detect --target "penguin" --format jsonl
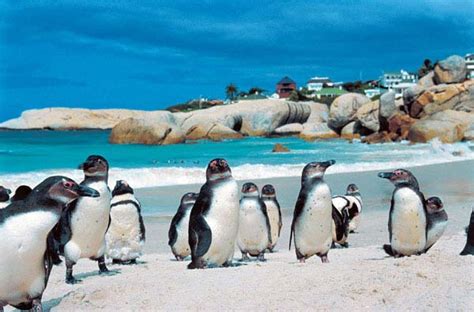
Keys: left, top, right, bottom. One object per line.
{"left": 290, "top": 160, "right": 336, "bottom": 263}
{"left": 332, "top": 184, "right": 363, "bottom": 233}
{"left": 105, "top": 180, "right": 146, "bottom": 265}
{"left": 424, "top": 196, "right": 447, "bottom": 252}
{"left": 0, "top": 176, "right": 99, "bottom": 311}
{"left": 261, "top": 184, "right": 282, "bottom": 252}
{"left": 188, "top": 158, "right": 239, "bottom": 269}
{"left": 237, "top": 183, "right": 272, "bottom": 261}
{"left": 378, "top": 169, "right": 428, "bottom": 257}
{"left": 331, "top": 205, "right": 350, "bottom": 248}
{"left": 0, "top": 185, "right": 11, "bottom": 209}
{"left": 53, "top": 155, "right": 113, "bottom": 284}
{"left": 11, "top": 185, "right": 33, "bottom": 202}
{"left": 168, "top": 192, "right": 199, "bottom": 261}
{"left": 460, "top": 208, "right": 474, "bottom": 255}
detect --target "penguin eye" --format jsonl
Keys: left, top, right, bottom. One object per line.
{"left": 64, "top": 181, "right": 74, "bottom": 189}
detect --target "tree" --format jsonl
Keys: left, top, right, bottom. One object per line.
{"left": 248, "top": 87, "right": 265, "bottom": 95}
{"left": 225, "top": 83, "right": 238, "bottom": 103}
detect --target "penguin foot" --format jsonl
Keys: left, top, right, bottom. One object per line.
{"left": 98, "top": 256, "right": 110, "bottom": 273}
{"left": 129, "top": 259, "right": 137, "bottom": 265}
{"left": 383, "top": 244, "right": 395, "bottom": 257}
{"left": 222, "top": 260, "right": 233, "bottom": 267}
{"left": 240, "top": 253, "right": 250, "bottom": 262}
{"left": 320, "top": 255, "right": 329, "bottom": 263}
{"left": 112, "top": 259, "right": 123, "bottom": 265}
{"left": 174, "top": 255, "right": 184, "bottom": 261}
{"left": 65, "top": 276, "right": 79, "bottom": 285}
{"left": 257, "top": 253, "right": 266, "bottom": 262}
{"left": 298, "top": 258, "right": 306, "bottom": 264}
{"left": 340, "top": 242, "right": 349, "bottom": 248}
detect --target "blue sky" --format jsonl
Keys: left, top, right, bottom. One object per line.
{"left": 1, "top": 0, "right": 473, "bottom": 121}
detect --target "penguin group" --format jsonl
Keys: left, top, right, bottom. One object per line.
{"left": 1, "top": 155, "right": 472, "bottom": 310}
{"left": 0, "top": 155, "right": 146, "bottom": 311}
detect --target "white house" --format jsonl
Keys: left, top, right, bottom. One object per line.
{"left": 380, "top": 69, "right": 418, "bottom": 97}
{"left": 306, "top": 76, "right": 332, "bottom": 91}
{"left": 466, "top": 53, "right": 474, "bottom": 79}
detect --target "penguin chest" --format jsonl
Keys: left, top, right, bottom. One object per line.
{"left": 295, "top": 184, "right": 333, "bottom": 256}
{"left": 264, "top": 200, "right": 281, "bottom": 247}
{"left": 390, "top": 188, "right": 427, "bottom": 255}
{"left": 106, "top": 203, "right": 142, "bottom": 260}
{"left": 69, "top": 183, "right": 112, "bottom": 259}
{"left": 203, "top": 180, "right": 239, "bottom": 265}
{"left": 0, "top": 211, "right": 58, "bottom": 304}
{"left": 173, "top": 210, "right": 192, "bottom": 257}
{"left": 237, "top": 200, "right": 269, "bottom": 255}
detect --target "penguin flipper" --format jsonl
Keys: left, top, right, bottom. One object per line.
{"left": 53, "top": 201, "right": 75, "bottom": 255}
{"left": 189, "top": 215, "right": 212, "bottom": 258}
{"left": 332, "top": 205, "right": 347, "bottom": 242}
{"left": 276, "top": 200, "right": 283, "bottom": 237}
{"left": 383, "top": 244, "right": 395, "bottom": 256}
{"left": 290, "top": 189, "right": 306, "bottom": 250}
{"left": 260, "top": 199, "right": 273, "bottom": 247}
{"left": 168, "top": 211, "right": 184, "bottom": 246}
{"left": 138, "top": 213, "right": 146, "bottom": 242}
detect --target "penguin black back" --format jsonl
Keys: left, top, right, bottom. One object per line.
{"left": 460, "top": 209, "right": 474, "bottom": 256}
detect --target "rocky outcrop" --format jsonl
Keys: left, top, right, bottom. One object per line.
{"left": 417, "top": 71, "right": 435, "bottom": 89}
{"left": 272, "top": 143, "right": 290, "bottom": 153}
{"left": 340, "top": 121, "right": 360, "bottom": 139}
{"left": 433, "top": 55, "right": 467, "bottom": 84}
{"left": 379, "top": 91, "right": 397, "bottom": 118}
{"left": 0, "top": 108, "right": 152, "bottom": 130}
{"left": 328, "top": 93, "right": 370, "bottom": 132}
{"left": 408, "top": 110, "right": 474, "bottom": 143}
{"left": 109, "top": 114, "right": 185, "bottom": 145}
{"left": 409, "top": 80, "right": 474, "bottom": 118}
{"left": 185, "top": 123, "right": 242, "bottom": 141}
{"left": 299, "top": 122, "right": 338, "bottom": 141}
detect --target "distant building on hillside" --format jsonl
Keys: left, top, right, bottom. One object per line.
{"left": 306, "top": 76, "right": 332, "bottom": 91}
{"left": 276, "top": 76, "right": 297, "bottom": 98}
{"left": 314, "top": 87, "right": 347, "bottom": 100}
{"left": 364, "top": 88, "right": 386, "bottom": 99}
{"left": 466, "top": 53, "right": 474, "bottom": 79}
{"left": 380, "top": 70, "right": 418, "bottom": 97}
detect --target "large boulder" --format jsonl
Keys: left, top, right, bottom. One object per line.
{"left": 304, "top": 102, "right": 329, "bottom": 123}
{"left": 299, "top": 122, "right": 338, "bottom": 141}
{"left": 356, "top": 100, "right": 380, "bottom": 132}
{"left": 409, "top": 80, "right": 474, "bottom": 118}
{"left": 408, "top": 110, "right": 474, "bottom": 143}
{"left": 0, "top": 108, "right": 152, "bottom": 130}
{"left": 434, "top": 55, "right": 467, "bottom": 84}
{"left": 379, "top": 91, "right": 397, "bottom": 118}
{"left": 403, "top": 85, "right": 425, "bottom": 111}
{"left": 273, "top": 123, "right": 303, "bottom": 135}
{"left": 185, "top": 123, "right": 242, "bottom": 141}
{"left": 340, "top": 121, "right": 360, "bottom": 139}
{"left": 328, "top": 93, "right": 371, "bottom": 132}
{"left": 109, "top": 114, "right": 185, "bottom": 145}
{"left": 177, "top": 99, "right": 311, "bottom": 137}
{"left": 417, "top": 71, "right": 435, "bottom": 89}
{"left": 388, "top": 113, "right": 416, "bottom": 140}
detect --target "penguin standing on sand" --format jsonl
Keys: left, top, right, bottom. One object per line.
{"left": 188, "top": 158, "right": 239, "bottom": 269}
{"left": 378, "top": 169, "right": 428, "bottom": 257}
{"left": 54, "top": 155, "right": 113, "bottom": 284}
{"left": 424, "top": 196, "right": 447, "bottom": 251}
{"left": 290, "top": 160, "right": 336, "bottom": 263}
{"left": 0, "top": 176, "right": 98, "bottom": 311}
{"left": 332, "top": 184, "right": 363, "bottom": 233}
{"left": 106, "top": 180, "right": 146, "bottom": 264}
{"left": 0, "top": 185, "right": 11, "bottom": 209}
{"left": 169, "top": 192, "right": 199, "bottom": 261}
{"left": 237, "top": 183, "right": 272, "bottom": 261}
{"left": 460, "top": 209, "right": 474, "bottom": 256}
{"left": 261, "top": 184, "right": 282, "bottom": 251}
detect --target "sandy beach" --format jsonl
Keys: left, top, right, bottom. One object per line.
{"left": 5, "top": 160, "right": 472, "bottom": 311}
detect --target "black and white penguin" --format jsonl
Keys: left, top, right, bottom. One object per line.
{"left": 106, "top": 180, "right": 146, "bottom": 265}
{"left": 11, "top": 185, "right": 33, "bottom": 202}
{"left": 237, "top": 183, "right": 272, "bottom": 261}
{"left": 261, "top": 184, "right": 282, "bottom": 252}
{"left": 378, "top": 169, "right": 428, "bottom": 257}
{"left": 0, "top": 176, "right": 98, "bottom": 311}
{"left": 460, "top": 208, "right": 474, "bottom": 255}
{"left": 53, "top": 155, "right": 113, "bottom": 284}
{"left": 188, "top": 158, "right": 239, "bottom": 269}
{"left": 332, "top": 184, "right": 363, "bottom": 233}
{"left": 290, "top": 160, "right": 336, "bottom": 263}
{"left": 168, "top": 192, "right": 199, "bottom": 261}
{"left": 0, "top": 185, "right": 11, "bottom": 209}
{"left": 424, "top": 196, "right": 447, "bottom": 251}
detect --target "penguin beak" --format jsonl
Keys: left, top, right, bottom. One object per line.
{"left": 321, "top": 160, "right": 336, "bottom": 168}
{"left": 76, "top": 185, "right": 100, "bottom": 198}
{"left": 378, "top": 172, "right": 394, "bottom": 179}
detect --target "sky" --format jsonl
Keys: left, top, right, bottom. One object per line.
{"left": 1, "top": 0, "right": 473, "bottom": 121}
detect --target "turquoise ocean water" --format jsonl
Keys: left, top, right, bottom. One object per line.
{"left": 1, "top": 130, "right": 473, "bottom": 190}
